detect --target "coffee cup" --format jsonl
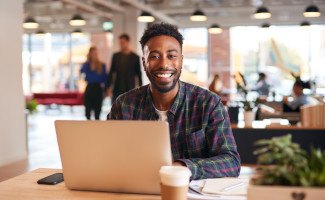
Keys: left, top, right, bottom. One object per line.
{"left": 159, "top": 166, "right": 192, "bottom": 200}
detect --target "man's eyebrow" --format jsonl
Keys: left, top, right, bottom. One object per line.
{"left": 149, "top": 50, "right": 160, "bottom": 54}
{"left": 167, "top": 49, "right": 179, "bottom": 53}
{"left": 149, "top": 49, "right": 179, "bottom": 54}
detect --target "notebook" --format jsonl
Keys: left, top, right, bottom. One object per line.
{"left": 189, "top": 177, "right": 249, "bottom": 197}
{"left": 202, "top": 178, "right": 249, "bottom": 195}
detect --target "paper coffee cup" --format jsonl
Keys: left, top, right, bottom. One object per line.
{"left": 159, "top": 166, "right": 191, "bottom": 200}
{"left": 160, "top": 166, "right": 191, "bottom": 187}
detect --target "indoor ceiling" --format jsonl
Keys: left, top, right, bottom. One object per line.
{"left": 23, "top": 0, "right": 325, "bottom": 33}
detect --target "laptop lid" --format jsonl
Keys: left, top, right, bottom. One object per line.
{"left": 55, "top": 120, "right": 172, "bottom": 194}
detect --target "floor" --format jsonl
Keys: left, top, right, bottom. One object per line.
{"left": 0, "top": 100, "right": 111, "bottom": 182}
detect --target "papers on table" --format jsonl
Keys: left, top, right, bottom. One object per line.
{"left": 188, "top": 177, "right": 249, "bottom": 200}
{"left": 202, "top": 178, "right": 248, "bottom": 195}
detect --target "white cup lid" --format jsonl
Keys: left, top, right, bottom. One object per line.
{"left": 159, "top": 166, "right": 192, "bottom": 187}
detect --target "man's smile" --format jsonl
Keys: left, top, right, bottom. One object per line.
{"left": 153, "top": 70, "right": 176, "bottom": 83}
{"left": 155, "top": 73, "right": 173, "bottom": 78}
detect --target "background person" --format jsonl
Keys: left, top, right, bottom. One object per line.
{"left": 208, "top": 74, "right": 223, "bottom": 95}
{"left": 253, "top": 72, "right": 270, "bottom": 97}
{"left": 107, "top": 34, "right": 143, "bottom": 102}
{"left": 80, "top": 47, "right": 108, "bottom": 120}
{"left": 283, "top": 80, "right": 318, "bottom": 112}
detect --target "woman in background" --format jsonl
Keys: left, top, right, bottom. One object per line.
{"left": 80, "top": 47, "right": 108, "bottom": 120}
{"left": 209, "top": 74, "right": 223, "bottom": 95}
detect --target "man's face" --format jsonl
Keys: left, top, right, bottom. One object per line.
{"left": 119, "top": 38, "right": 129, "bottom": 51}
{"left": 142, "top": 35, "right": 183, "bottom": 93}
{"left": 293, "top": 84, "right": 303, "bottom": 96}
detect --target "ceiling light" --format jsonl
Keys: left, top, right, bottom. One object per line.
{"left": 254, "top": 6, "right": 271, "bottom": 19}
{"left": 137, "top": 11, "right": 155, "bottom": 22}
{"left": 36, "top": 29, "right": 46, "bottom": 35}
{"left": 300, "top": 21, "right": 311, "bottom": 27}
{"left": 261, "top": 23, "right": 270, "bottom": 28}
{"left": 69, "top": 14, "right": 86, "bottom": 26}
{"left": 190, "top": 9, "right": 207, "bottom": 21}
{"left": 23, "top": 16, "right": 39, "bottom": 29}
{"left": 303, "top": 5, "right": 321, "bottom": 18}
{"left": 72, "top": 29, "right": 84, "bottom": 37}
{"left": 208, "top": 24, "right": 223, "bottom": 34}
{"left": 35, "top": 30, "right": 46, "bottom": 38}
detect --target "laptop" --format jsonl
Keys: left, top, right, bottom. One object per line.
{"left": 54, "top": 120, "right": 172, "bottom": 194}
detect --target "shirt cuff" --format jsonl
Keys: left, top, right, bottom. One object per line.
{"left": 175, "top": 159, "right": 201, "bottom": 180}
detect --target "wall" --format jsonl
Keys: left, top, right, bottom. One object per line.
{"left": 91, "top": 32, "right": 112, "bottom": 69}
{"left": 0, "top": 0, "right": 27, "bottom": 166}
{"left": 209, "top": 30, "right": 232, "bottom": 90}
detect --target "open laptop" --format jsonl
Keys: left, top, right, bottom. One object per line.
{"left": 54, "top": 120, "right": 172, "bottom": 194}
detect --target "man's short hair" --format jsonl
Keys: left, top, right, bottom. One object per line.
{"left": 139, "top": 23, "right": 184, "bottom": 51}
{"left": 259, "top": 72, "right": 266, "bottom": 79}
{"left": 294, "top": 80, "right": 304, "bottom": 88}
{"left": 119, "top": 33, "right": 130, "bottom": 41}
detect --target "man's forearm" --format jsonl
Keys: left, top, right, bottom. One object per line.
{"left": 176, "top": 152, "right": 240, "bottom": 180}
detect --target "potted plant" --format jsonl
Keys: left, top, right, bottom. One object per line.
{"left": 26, "top": 97, "right": 38, "bottom": 114}
{"left": 234, "top": 72, "right": 257, "bottom": 126}
{"left": 248, "top": 134, "right": 325, "bottom": 200}
{"left": 241, "top": 100, "right": 257, "bottom": 126}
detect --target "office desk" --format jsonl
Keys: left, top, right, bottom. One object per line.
{"left": 0, "top": 168, "right": 160, "bottom": 200}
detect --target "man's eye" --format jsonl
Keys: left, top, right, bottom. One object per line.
{"left": 150, "top": 55, "right": 160, "bottom": 59}
{"left": 168, "top": 55, "right": 177, "bottom": 59}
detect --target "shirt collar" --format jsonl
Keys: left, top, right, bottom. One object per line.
{"left": 169, "top": 81, "right": 185, "bottom": 115}
{"left": 145, "top": 81, "right": 185, "bottom": 116}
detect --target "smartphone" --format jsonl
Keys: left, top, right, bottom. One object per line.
{"left": 37, "top": 173, "right": 64, "bottom": 185}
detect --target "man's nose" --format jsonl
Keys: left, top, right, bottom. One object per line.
{"left": 159, "top": 56, "right": 171, "bottom": 68}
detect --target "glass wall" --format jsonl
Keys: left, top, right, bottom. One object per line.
{"left": 230, "top": 25, "right": 325, "bottom": 96}
{"left": 180, "top": 28, "right": 208, "bottom": 87}
{"left": 22, "top": 33, "right": 90, "bottom": 94}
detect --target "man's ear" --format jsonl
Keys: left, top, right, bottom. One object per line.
{"left": 142, "top": 56, "right": 146, "bottom": 71}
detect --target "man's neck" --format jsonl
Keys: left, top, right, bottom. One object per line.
{"left": 121, "top": 48, "right": 131, "bottom": 54}
{"left": 150, "top": 83, "right": 179, "bottom": 111}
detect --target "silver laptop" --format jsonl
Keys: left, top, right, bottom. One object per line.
{"left": 55, "top": 120, "right": 172, "bottom": 194}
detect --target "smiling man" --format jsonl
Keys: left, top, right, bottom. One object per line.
{"left": 107, "top": 23, "right": 240, "bottom": 180}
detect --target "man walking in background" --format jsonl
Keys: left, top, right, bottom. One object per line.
{"left": 107, "top": 34, "right": 143, "bottom": 102}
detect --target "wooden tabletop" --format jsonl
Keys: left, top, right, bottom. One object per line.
{"left": 0, "top": 168, "right": 160, "bottom": 200}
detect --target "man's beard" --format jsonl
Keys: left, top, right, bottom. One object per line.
{"left": 145, "top": 68, "right": 181, "bottom": 93}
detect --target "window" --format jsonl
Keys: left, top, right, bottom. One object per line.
{"left": 180, "top": 28, "right": 208, "bottom": 87}
{"left": 22, "top": 33, "right": 90, "bottom": 94}
{"left": 230, "top": 25, "right": 325, "bottom": 96}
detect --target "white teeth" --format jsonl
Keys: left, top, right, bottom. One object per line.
{"left": 156, "top": 73, "right": 172, "bottom": 78}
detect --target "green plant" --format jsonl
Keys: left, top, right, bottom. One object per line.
{"left": 26, "top": 98, "right": 38, "bottom": 114}
{"left": 234, "top": 72, "right": 257, "bottom": 111}
{"left": 241, "top": 100, "right": 256, "bottom": 111}
{"left": 253, "top": 134, "right": 325, "bottom": 187}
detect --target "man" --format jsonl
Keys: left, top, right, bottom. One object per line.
{"left": 107, "top": 34, "right": 143, "bottom": 102}
{"left": 254, "top": 72, "right": 270, "bottom": 97}
{"left": 107, "top": 23, "right": 240, "bottom": 180}
{"left": 283, "top": 80, "right": 317, "bottom": 112}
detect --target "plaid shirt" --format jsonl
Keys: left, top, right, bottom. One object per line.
{"left": 107, "top": 81, "right": 240, "bottom": 180}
